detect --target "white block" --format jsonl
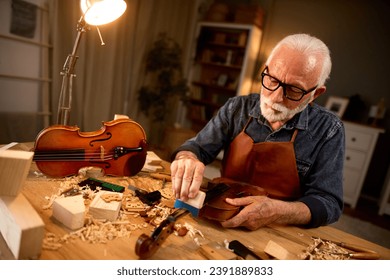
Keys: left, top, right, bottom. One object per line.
{"left": 89, "top": 191, "right": 122, "bottom": 221}
{"left": 0, "top": 193, "right": 45, "bottom": 259}
{"left": 52, "top": 195, "right": 85, "bottom": 230}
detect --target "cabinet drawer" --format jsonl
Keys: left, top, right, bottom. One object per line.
{"left": 344, "top": 149, "right": 366, "bottom": 170}
{"left": 345, "top": 129, "right": 373, "bottom": 151}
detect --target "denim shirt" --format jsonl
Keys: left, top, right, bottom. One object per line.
{"left": 173, "top": 93, "right": 345, "bottom": 228}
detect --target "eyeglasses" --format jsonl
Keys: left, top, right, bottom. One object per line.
{"left": 260, "top": 67, "right": 317, "bottom": 101}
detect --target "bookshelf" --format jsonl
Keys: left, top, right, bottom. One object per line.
{"left": 186, "top": 21, "right": 262, "bottom": 131}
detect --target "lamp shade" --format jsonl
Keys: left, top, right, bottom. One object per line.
{"left": 80, "top": 0, "right": 127, "bottom": 26}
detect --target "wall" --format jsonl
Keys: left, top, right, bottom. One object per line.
{"left": 0, "top": 0, "right": 50, "bottom": 143}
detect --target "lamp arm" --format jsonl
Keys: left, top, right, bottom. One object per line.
{"left": 56, "top": 17, "right": 89, "bottom": 125}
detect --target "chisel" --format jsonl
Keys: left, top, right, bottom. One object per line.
{"left": 228, "top": 240, "right": 263, "bottom": 260}
{"left": 128, "top": 185, "right": 161, "bottom": 205}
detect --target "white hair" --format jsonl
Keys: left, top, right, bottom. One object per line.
{"left": 266, "top": 34, "right": 332, "bottom": 86}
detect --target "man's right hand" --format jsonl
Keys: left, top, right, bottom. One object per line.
{"left": 170, "top": 151, "right": 205, "bottom": 201}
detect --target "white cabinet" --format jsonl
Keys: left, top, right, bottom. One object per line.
{"left": 379, "top": 166, "right": 390, "bottom": 215}
{"left": 343, "top": 121, "right": 384, "bottom": 208}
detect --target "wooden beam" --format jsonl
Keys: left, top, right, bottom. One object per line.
{"left": 0, "top": 150, "right": 34, "bottom": 196}
{"left": 0, "top": 193, "right": 45, "bottom": 259}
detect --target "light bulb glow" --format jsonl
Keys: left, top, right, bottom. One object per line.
{"left": 80, "top": 0, "right": 126, "bottom": 26}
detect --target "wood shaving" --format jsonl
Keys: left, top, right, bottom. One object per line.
{"left": 42, "top": 232, "right": 63, "bottom": 250}
{"left": 160, "top": 187, "right": 174, "bottom": 199}
{"left": 223, "top": 239, "right": 233, "bottom": 251}
{"left": 174, "top": 222, "right": 204, "bottom": 246}
{"left": 122, "top": 192, "right": 146, "bottom": 212}
{"left": 40, "top": 175, "right": 198, "bottom": 253}
{"left": 42, "top": 214, "right": 149, "bottom": 250}
{"left": 100, "top": 193, "right": 122, "bottom": 203}
{"left": 146, "top": 204, "right": 171, "bottom": 225}
{"left": 43, "top": 194, "right": 59, "bottom": 210}
{"left": 42, "top": 176, "right": 97, "bottom": 209}
{"left": 300, "top": 237, "right": 351, "bottom": 260}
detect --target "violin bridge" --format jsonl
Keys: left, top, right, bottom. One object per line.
{"left": 100, "top": 145, "right": 105, "bottom": 160}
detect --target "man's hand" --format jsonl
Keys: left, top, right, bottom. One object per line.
{"left": 221, "top": 196, "right": 311, "bottom": 230}
{"left": 170, "top": 151, "right": 205, "bottom": 201}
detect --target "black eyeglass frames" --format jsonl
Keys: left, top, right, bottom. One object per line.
{"left": 260, "top": 67, "right": 317, "bottom": 101}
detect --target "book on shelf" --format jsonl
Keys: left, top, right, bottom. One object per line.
{"left": 190, "top": 85, "right": 203, "bottom": 100}
{"left": 189, "top": 104, "right": 207, "bottom": 121}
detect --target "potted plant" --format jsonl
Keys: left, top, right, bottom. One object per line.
{"left": 138, "top": 33, "right": 188, "bottom": 146}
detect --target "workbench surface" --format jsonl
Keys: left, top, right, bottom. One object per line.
{"left": 1, "top": 143, "right": 389, "bottom": 260}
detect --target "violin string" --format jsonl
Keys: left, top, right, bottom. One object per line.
{"left": 33, "top": 150, "right": 115, "bottom": 161}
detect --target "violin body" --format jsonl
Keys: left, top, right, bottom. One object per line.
{"left": 200, "top": 177, "right": 268, "bottom": 222}
{"left": 33, "top": 118, "right": 147, "bottom": 177}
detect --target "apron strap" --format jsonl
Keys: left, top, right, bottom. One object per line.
{"left": 290, "top": 129, "right": 298, "bottom": 142}
{"left": 241, "top": 116, "right": 253, "bottom": 132}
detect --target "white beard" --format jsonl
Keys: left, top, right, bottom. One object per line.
{"left": 260, "top": 92, "right": 314, "bottom": 123}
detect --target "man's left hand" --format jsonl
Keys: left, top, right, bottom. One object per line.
{"left": 220, "top": 196, "right": 280, "bottom": 230}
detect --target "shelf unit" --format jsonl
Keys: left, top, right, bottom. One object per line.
{"left": 186, "top": 21, "right": 262, "bottom": 131}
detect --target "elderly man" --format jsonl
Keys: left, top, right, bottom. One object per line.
{"left": 170, "top": 34, "right": 344, "bottom": 230}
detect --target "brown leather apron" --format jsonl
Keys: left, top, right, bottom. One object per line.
{"left": 221, "top": 117, "right": 301, "bottom": 200}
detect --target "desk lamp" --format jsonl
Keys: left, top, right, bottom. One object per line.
{"left": 56, "top": 0, "right": 127, "bottom": 125}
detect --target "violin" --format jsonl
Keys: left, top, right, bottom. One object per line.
{"left": 199, "top": 177, "right": 268, "bottom": 222}
{"left": 33, "top": 118, "right": 147, "bottom": 177}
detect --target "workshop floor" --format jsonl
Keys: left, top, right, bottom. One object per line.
{"left": 333, "top": 197, "right": 390, "bottom": 248}
{"left": 343, "top": 197, "right": 390, "bottom": 231}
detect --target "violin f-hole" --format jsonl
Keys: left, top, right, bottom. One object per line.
{"left": 89, "top": 132, "right": 112, "bottom": 147}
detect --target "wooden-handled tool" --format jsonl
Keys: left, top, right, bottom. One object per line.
{"left": 228, "top": 240, "right": 263, "bottom": 260}
{"left": 312, "top": 237, "right": 380, "bottom": 260}
{"left": 150, "top": 172, "right": 171, "bottom": 181}
{"left": 128, "top": 185, "right": 161, "bottom": 206}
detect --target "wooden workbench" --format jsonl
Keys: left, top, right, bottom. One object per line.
{"left": 1, "top": 143, "right": 389, "bottom": 260}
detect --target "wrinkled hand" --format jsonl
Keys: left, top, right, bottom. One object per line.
{"left": 220, "top": 196, "right": 281, "bottom": 230}
{"left": 170, "top": 151, "right": 205, "bottom": 200}
{"left": 221, "top": 196, "right": 311, "bottom": 230}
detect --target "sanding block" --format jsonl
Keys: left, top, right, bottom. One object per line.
{"left": 173, "top": 191, "right": 206, "bottom": 217}
{"left": 174, "top": 183, "right": 230, "bottom": 217}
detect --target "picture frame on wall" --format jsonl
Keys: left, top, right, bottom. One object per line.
{"left": 325, "top": 96, "right": 349, "bottom": 118}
